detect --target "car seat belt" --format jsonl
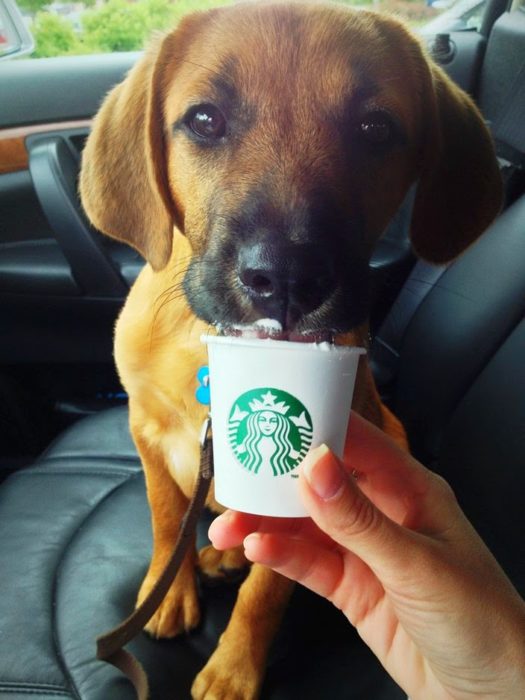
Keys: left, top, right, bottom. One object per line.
{"left": 96, "top": 417, "right": 214, "bottom": 700}
{"left": 490, "top": 55, "right": 525, "bottom": 206}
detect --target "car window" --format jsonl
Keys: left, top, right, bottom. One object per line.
{"left": 11, "top": 0, "right": 488, "bottom": 59}
{"left": 420, "top": 0, "right": 487, "bottom": 35}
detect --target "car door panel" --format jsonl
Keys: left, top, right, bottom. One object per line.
{"left": 0, "top": 53, "right": 139, "bottom": 129}
{"left": 1, "top": 56, "right": 142, "bottom": 370}
{"left": 428, "top": 30, "right": 487, "bottom": 94}
{"left": 0, "top": 55, "right": 140, "bottom": 451}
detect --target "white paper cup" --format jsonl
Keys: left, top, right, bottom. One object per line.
{"left": 202, "top": 335, "right": 365, "bottom": 517}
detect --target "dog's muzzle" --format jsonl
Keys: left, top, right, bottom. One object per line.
{"left": 237, "top": 241, "right": 335, "bottom": 330}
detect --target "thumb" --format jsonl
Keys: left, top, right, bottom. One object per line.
{"left": 300, "top": 444, "right": 418, "bottom": 578}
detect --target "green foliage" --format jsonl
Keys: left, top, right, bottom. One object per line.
{"left": 26, "top": 0, "right": 428, "bottom": 59}
{"left": 27, "top": 0, "right": 236, "bottom": 58}
{"left": 32, "top": 11, "right": 79, "bottom": 57}
{"left": 81, "top": 0, "right": 226, "bottom": 53}
{"left": 16, "top": 0, "right": 50, "bottom": 14}
{"left": 81, "top": 0, "right": 151, "bottom": 52}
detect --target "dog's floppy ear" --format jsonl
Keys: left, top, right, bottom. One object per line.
{"left": 411, "top": 63, "right": 503, "bottom": 263}
{"left": 79, "top": 15, "right": 207, "bottom": 270}
{"left": 79, "top": 39, "right": 173, "bottom": 270}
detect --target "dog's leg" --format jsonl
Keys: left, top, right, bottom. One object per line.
{"left": 132, "top": 423, "right": 201, "bottom": 638}
{"left": 198, "top": 544, "right": 249, "bottom": 584}
{"left": 337, "top": 330, "right": 409, "bottom": 452}
{"left": 192, "top": 564, "right": 294, "bottom": 700}
{"left": 379, "top": 402, "right": 409, "bottom": 451}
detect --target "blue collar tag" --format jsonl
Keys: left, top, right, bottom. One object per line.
{"left": 196, "top": 366, "right": 210, "bottom": 405}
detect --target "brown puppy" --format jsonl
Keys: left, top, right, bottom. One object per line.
{"left": 80, "top": 2, "right": 501, "bottom": 698}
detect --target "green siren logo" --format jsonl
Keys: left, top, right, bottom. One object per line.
{"left": 228, "top": 388, "right": 313, "bottom": 476}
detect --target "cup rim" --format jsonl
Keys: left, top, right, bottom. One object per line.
{"left": 201, "top": 333, "right": 367, "bottom": 355}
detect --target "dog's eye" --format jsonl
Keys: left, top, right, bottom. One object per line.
{"left": 187, "top": 105, "right": 226, "bottom": 140}
{"left": 359, "top": 112, "right": 394, "bottom": 146}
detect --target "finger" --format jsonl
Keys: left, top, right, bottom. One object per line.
{"left": 208, "top": 509, "right": 328, "bottom": 550}
{"left": 344, "top": 412, "right": 431, "bottom": 486}
{"left": 208, "top": 511, "right": 263, "bottom": 549}
{"left": 243, "top": 532, "right": 344, "bottom": 599}
{"left": 299, "top": 444, "right": 422, "bottom": 579}
{"left": 343, "top": 412, "right": 450, "bottom": 529}
{"left": 243, "top": 532, "right": 385, "bottom": 625}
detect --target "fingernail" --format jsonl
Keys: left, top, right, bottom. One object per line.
{"left": 207, "top": 510, "right": 233, "bottom": 542}
{"left": 243, "top": 533, "right": 262, "bottom": 560}
{"left": 302, "top": 444, "right": 345, "bottom": 501}
{"left": 209, "top": 511, "right": 230, "bottom": 532}
{"left": 216, "top": 510, "right": 234, "bottom": 523}
{"left": 243, "top": 533, "right": 261, "bottom": 547}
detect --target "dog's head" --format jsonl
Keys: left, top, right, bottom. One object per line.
{"left": 80, "top": 2, "right": 502, "bottom": 338}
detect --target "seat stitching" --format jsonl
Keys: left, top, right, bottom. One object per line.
{"left": 37, "top": 454, "right": 139, "bottom": 466}
{"left": 0, "top": 682, "right": 69, "bottom": 691}
{"left": 8, "top": 466, "right": 141, "bottom": 479}
{"left": 0, "top": 692, "right": 70, "bottom": 697}
{"left": 372, "top": 335, "right": 400, "bottom": 359}
{"left": 50, "top": 470, "right": 144, "bottom": 700}
{"left": 0, "top": 681, "right": 70, "bottom": 696}
{"left": 40, "top": 455, "right": 139, "bottom": 465}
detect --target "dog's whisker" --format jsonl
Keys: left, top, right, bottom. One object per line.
{"left": 149, "top": 282, "right": 189, "bottom": 347}
{"left": 152, "top": 257, "right": 192, "bottom": 308}
{"left": 154, "top": 282, "right": 185, "bottom": 308}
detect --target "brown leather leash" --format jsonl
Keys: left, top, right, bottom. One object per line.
{"left": 96, "top": 417, "right": 214, "bottom": 699}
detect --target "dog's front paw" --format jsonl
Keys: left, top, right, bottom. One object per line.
{"left": 191, "top": 646, "right": 262, "bottom": 700}
{"left": 197, "top": 544, "right": 249, "bottom": 584}
{"left": 136, "top": 569, "right": 200, "bottom": 639}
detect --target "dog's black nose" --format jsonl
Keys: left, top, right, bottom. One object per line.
{"left": 238, "top": 242, "right": 334, "bottom": 326}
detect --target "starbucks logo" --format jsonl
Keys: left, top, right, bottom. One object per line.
{"left": 228, "top": 388, "right": 313, "bottom": 476}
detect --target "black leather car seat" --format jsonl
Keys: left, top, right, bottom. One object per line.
{"left": 0, "top": 401, "right": 407, "bottom": 699}
{"left": 371, "top": 193, "right": 525, "bottom": 594}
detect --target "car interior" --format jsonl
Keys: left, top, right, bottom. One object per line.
{"left": 0, "top": 0, "right": 524, "bottom": 698}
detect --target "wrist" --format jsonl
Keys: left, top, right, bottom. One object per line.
{"left": 505, "top": 606, "right": 525, "bottom": 695}
{"left": 490, "top": 600, "right": 525, "bottom": 699}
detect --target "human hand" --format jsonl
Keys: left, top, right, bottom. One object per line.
{"left": 209, "top": 412, "right": 525, "bottom": 700}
